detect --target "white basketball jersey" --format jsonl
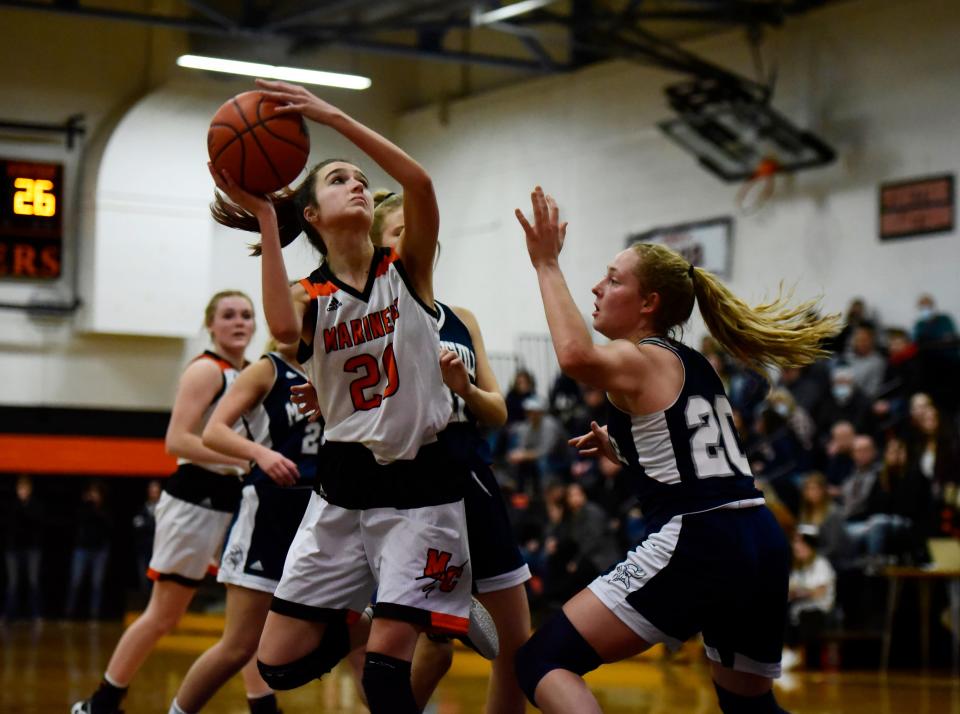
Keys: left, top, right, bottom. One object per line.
{"left": 177, "top": 351, "right": 248, "bottom": 477}
{"left": 299, "top": 247, "right": 451, "bottom": 464}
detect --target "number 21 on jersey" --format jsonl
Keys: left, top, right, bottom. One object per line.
{"left": 685, "top": 395, "right": 751, "bottom": 478}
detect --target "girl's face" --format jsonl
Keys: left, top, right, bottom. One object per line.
{"left": 590, "top": 249, "right": 648, "bottom": 339}
{"left": 208, "top": 296, "right": 255, "bottom": 353}
{"left": 802, "top": 479, "right": 826, "bottom": 506}
{"left": 378, "top": 207, "right": 405, "bottom": 248}
{"left": 793, "top": 536, "right": 813, "bottom": 563}
{"left": 885, "top": 439, "right": 907, "bottom": 467}
{"left": 309, "top": 162, "right": 372, "bottom": 234}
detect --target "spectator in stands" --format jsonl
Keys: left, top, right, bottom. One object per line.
{"left": 814, "top": 366, "right": 876, "bottom": 438}
{"left": 779, "top": 362, "right": 831, "bottom": 423}
{"left": 131, "top": 479, "right": 162, "bottom": 596}
{"left": 841, "top": 436, "right": 910, "bottom": 568}
{"left": 910, "top": 402, "right": 960, "bottom": 536}
{"left": 783, "top": 526, "right": 836, "bottom": 670}
{"left": 913, "top": 294, "right": 959, "bottom": 359}
{"left": 845, "top": 325, "right": 886, "bottom": 400}
{"left": 825, "top": 297, "right": 877, "bottom": 356}
{"left": 873, "top": 328, "right": 922, "bottom": 428}
{"left": 65, "top": 480, "right": 112, "bottom": 620}
{"left": 3, "top": 475, "right": 44, "bottom": 621}
{"left": 913, "top": 294, "right": 960, "bottom": 410}
{"left": 746, "top": 391, "right": 813, "bottom": 511}
{"left": 507, "top": 395, "right": 570, "bottom": 495}
{"left": 549, "top": 372, "right": 583, "bottom": 432}
{"left": 873, "top": 436, "right": 932, "bottom": 564}
{"left": 505, "top": 369, "right": 537, "bottom": 426}
{"left": 823, "top": 421, "right": 856, "bottom": 493}
{"left": 796, "top": 472, "right": 852, "bottom": 567}
{"left": 561, "top": 483, "right": 620, "bottom": 580}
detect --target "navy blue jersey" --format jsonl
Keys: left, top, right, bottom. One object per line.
{"left": 606, "top": 337, "right": 764, "bottom": 529}
{"left": 244, "top": 353, "right": 320, "bottom": 486}
{"left": 437, "top": 302, "right": 492, "bottom": 465}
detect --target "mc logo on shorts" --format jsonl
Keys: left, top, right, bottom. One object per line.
{"left": 416, "top": 548, "right": 466, "bottom": 597}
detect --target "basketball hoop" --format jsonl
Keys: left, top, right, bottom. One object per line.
{"left": 735, "top": 156, "right": 781, "bottom": 215}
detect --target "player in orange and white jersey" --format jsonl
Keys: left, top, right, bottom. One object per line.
{"left": 209, "top": 80, "right": 470, "bottom": 714}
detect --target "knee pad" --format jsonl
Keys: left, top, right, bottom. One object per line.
{"left": 714, "top": 684, "right": 790, "bottom": 714}
{"left": 514, "top": 611, "right": 602, "bottom": 706}
{"left": 257, "top": 619, "right": 351, "bottom": 691}
{"left": 362, "top": 652, "right": 418, "bottom": 714}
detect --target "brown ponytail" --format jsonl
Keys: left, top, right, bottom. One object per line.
{"left": 210, "top": 158, "right": 352, "bottom": 256}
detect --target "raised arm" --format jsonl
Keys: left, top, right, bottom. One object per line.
{"left": 515, "top": 187, "right": 657, "bottom": 396}
{"left": 202, "top": 358, "right": 299, "bottom": 486}
{"left": 256, "top": 79, "right": 438, "bottom": 303}
{"left": 208, "top": 164, "right": 308, "bottom": 344}
{"left": 441, "top": 306, "right": 508, "bottom": 428}
{"left": 165, "top": 360, "right": 248, "bottom": 469}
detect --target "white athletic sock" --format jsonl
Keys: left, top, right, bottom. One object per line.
{"left": 102, "top": 672, "right": 128, "bottom": 689}
{"left": 168, "top": 699, "right": 189, "bottom": 714}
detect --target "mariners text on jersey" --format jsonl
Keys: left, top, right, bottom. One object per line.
{"left": 322, "top": 298, "right": 400, "bottom": 354}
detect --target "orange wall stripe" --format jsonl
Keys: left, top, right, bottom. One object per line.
{"left": 0, "top": 434, "right": 175, "bottom": 476}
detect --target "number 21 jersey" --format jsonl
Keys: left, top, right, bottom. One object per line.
{"left": 298, "top": 247, "right": 451, "bottom": 464}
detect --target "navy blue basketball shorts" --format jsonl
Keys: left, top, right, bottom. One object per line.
{"left": 588, "top": 504, "right": 790, "bottom": 678}
{"left": 218, "top": 483, "right": 313, "bottom": 593}
{"left": 463, "top": 463, "right": 530, "bottom": 593}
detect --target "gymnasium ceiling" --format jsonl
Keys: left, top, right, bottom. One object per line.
{"left": 4, "top": 0, "right": 845, "bottom": 95}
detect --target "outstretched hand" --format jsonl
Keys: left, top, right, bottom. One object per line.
{"left": 290, "top": 382, "right": 322, "bottom": 423}
{"left": 256, "top": 79, "right": 341, "bottom": 125}
{"left": 207, "top": 162, "right": 273, "bottom": 218}
{"left": 568, "top": 421, "right": 620, "bottom": 465}
{"left": 515, "top": 186, "right": 568, "bottom": 269}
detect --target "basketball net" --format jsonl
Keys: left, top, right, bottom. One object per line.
{"left": 735, "top": 156, "right": 781, "bottom": 215}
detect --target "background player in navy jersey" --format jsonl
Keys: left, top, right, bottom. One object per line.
{"left": 209, "top": 80, "right": 474, "bottom": 714}
{"left": 512, "top": 188, "right": 840, "bottom": 714}
{"left": 166, "top": 338, "right": 329, "bottom": 714}
{"left": 73, "top": 291, "right": 255, "bottom": 714}
{"left": 361, "top": 190, "right": 531, "bottom": 713}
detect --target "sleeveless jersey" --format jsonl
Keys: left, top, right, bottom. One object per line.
{"left": 243, "top": 352, "right": 320, "bottom": 486}
{"left": 437, "top": 302, "right": 494, "bottom": 465}
{"left": 298, "top": 247, "right": 452, "bottom": 464}
{"left": 176, "top": 350, "right": 247, "bottom": 477}
{"left": 605, "top": 337, "right": 764, "bottom": 529}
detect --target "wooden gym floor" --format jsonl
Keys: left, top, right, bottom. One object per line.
{"left": 1, "top": 618, "right": 958, "bottom": 713}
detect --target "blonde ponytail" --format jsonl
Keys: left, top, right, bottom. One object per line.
{"left": 630, "top": 243, "right": 840, "bottom": 370}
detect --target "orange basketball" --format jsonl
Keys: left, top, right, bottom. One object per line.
{"left": 207, "top": 90, "right": 309, "bottom": 194}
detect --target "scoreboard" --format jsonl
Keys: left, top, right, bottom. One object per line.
{"left": 0, "top": 158, "right": 63, "bottom": 279}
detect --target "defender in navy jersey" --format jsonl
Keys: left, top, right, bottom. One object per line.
{"left": 367, "top": 189, "right": 530, "bottom": 713}
{"left": 168, "top": 343, "right": 324, "bottom": 714}
{"left": 513, "top": 188, "right": 840, "bottom": 714}
{"left": 73, "top": 291, "right": 255, "bottom": 714}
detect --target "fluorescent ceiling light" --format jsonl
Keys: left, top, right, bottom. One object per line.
{"left": 472, "top": 0, "right": 556, "bottom": 26}
{"left": 176, "top": 54, "right": 371, "bottom": 90}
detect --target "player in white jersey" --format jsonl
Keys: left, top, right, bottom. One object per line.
{"left": 209, "top": 80, "right": 471, "bottom": 714}
{"left": 72, "top": 291, "right": 255, "bottom": 714}
{"left": 167, "top": 339, "right": 323, "bottom": 714}
{"left": 512, "top": 188, "right": 840, "bottom": 714}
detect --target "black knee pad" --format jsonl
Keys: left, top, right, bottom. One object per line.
{"left": 257, "top": 619, "right": 351, "bottom": 691}
{"left": 714, "top": 684, "right": 790, "bottom": 714}
{"left": 361, "top": 652, "right": 418, "bottom": 714}
{"left": 514, "top": 610, "right": 602, "bottom": 706}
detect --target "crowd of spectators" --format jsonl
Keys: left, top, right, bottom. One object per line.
{"left": 488, "top": 293, "right": 960, "bottom": 643}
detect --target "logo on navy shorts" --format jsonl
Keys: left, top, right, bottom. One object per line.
{"left": 415, "top": 548, "right": 466, "bottom": 597}
{"left": 609, "top": 563, "right": 646, "bottom": 589}
{"left": 224, "top": 544, "right": 244, "bottom": 571}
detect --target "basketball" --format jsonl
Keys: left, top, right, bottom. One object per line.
{"left": 207, "top": 90, "right": 309, "bottom": 194}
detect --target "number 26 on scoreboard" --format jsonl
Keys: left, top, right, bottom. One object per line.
{"left": 13, "top": 178, "right": 56, "bottom": 217}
